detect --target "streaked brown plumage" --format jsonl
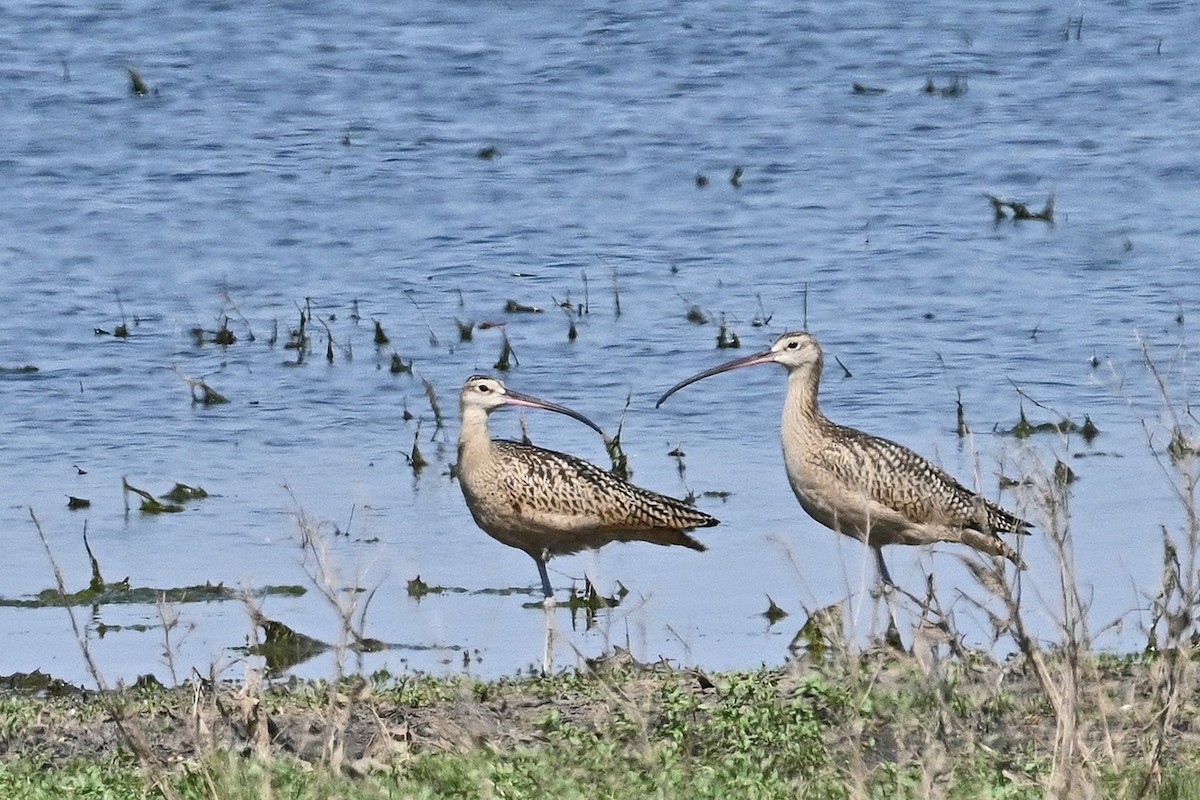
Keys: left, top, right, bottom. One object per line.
{"left": 656, "top": 331, "right": 1029, "bottom": 584}
{"left": 458, "top": 375, "right": 719, "bottom": 599}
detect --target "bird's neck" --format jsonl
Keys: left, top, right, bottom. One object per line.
{"left": 458, "top": 405, "right": 494, "bottom": 462}
{"left": 782, "top": 363, "right": 825, "bottom": 435}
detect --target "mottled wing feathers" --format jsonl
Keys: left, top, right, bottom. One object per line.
{"left": 492, "top": 440, "right": 718, "bottom": 539}
{"left": 817, "top": 425, "right": 1029, "bottom": 535}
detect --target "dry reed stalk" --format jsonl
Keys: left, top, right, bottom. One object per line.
{"left": 31, "top": 511, "right": 184, "bottom": 800}
{"left": 1132, "top": 336, "right": 1200, "bottom": 797}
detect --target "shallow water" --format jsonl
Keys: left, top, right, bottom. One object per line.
{"left": 0, "top": 0, "right": 1197, "bottom": 685}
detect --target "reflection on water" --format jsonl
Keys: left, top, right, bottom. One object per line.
{"left": 0, "top": 0, "right": 1197, "bottom": 685}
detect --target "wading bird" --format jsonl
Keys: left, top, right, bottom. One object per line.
{"left": 656, "top": 332, "right": 1029, "bottom": 584}
{"left": 457, "top": 375, "right": 719, "bottom": 601}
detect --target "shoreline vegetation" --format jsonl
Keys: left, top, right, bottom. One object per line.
{"left": 1, "top": 643, "right": 1199, "bottom": 798}
{"left": 5, "top": 342, "right": 1197, "bottom": 798}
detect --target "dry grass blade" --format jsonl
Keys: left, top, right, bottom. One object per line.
{"left": 422, "top": 377, "right": 445, "bottom": 434}
{"left": 603, "top": 393, "right": 632, "bottom": 480}
{"left": 285, "top": 490, "right": 386, "bottom": 773}
{"left": 404, "top": 289, "right": 440, "bottom": 346}
{"left": 30, "top": 510, "right": 183, "bottom": 800}
{"left": 1130, "top": 335, "right": 1200, "bottom": 797}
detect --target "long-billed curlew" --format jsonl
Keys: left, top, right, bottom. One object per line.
{"left": 656, "top": 331, "right": 1029, "bottom": 584}
{"left": 457, "top": 375, "right": 719, "bottom": 600}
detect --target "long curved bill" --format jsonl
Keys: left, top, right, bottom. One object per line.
{"left": 656, "top": 347, "right": 778, "bottom": 408}
{"left": 502, "top": 388, "right": 606, "bottom": 437}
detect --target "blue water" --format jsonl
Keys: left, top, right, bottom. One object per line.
{"left": 0, "top": 0, "right": 1197, "bottom": 685}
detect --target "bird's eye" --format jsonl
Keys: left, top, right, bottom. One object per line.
{"left": 478, "top": 384, "right": 491, "bottom": 393}
{"left": 787, "top": 340, "right": 799, "bottom": 349}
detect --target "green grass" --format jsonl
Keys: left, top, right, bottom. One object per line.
{"left": 2, "top": 654, "right": 1200, "bottom": 799}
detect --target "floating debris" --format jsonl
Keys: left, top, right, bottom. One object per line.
{"left": 219, "top": 288, "right": 257, "bottom": 341}
{"left": 1168, "top": 426, "right": 1195, "bottom": 465}
{"left": 390, "top": 353, "right": 413, "bottom": 374}
{"left": 250, "top": 618, "right": 329, "bottom": 674}
{"left": 312, "top": 315, "right": 335, "bottom": 363}
{"left": 567, "top": 579, "right": 625, "bottom": 614}
{"left": 0, "top": 365, "right": 38, "bottom": 373}
{"left": 1063, "top": 15, "right": 1083, "bottom": 41}
{"left": 127, "top": 66, "right": 149, "bottom": 96}
{"left": 685, "top": 305, "right": 708, "bottom": 325}
{"left": 669, "top": 445, "right": 687, "bottom": 479}
{"left": 956, "top": 391, "right": 970, "bottom": 437}
{"left": 66, "top": 496, "right": 90, "bottom": 510}
{"left": 604, "top": 430, "right": 629, "bottom": 481}
{"left": 984, "top": 193, "right": 1054, "bottom": 223}
{"left": 122, "top": 478, "right": 185, "bottom": 514}
{"left": 751, "top": 294, "right": 773, "bottom": 327}
{"left": 161, "top": 482, "right": 208, "bottom": 503}
{"left": 1054, "top": 459, "right": 1077, "bottom": 486}
{"left": 566, "top": 580, "right": 629, "bottom": 628}
{"left": 695, "top": 172, "right": 709, "bottom": 187}
{"left": 611, "top": 265, "right": 621, "bottom": 318}
{"left": 729, "top": 166, "right": 744, "bottom": 188}
{"left": 998, "top": 474, "right": 1030, "bottom": 490}
{"left": 477, "top": 145, "right": 500, "bottom": 160}
{"left": 373, "top": 319, "right": 389, "bottom": 345}
{"left": 763, "top": 595, "right": 789, "bottom": 624}
{"left": 284, "top": 308, "right": 307, "bottom": 351}
{"left": 405, "top": 576, "right": 471, "bottom": 598}
{"left": 407, "top": 575, "right": 431, "bottom": 598}
{"left": 504, "top": 299, "right": 543, "bottom": 314}
{"left": 852, "top": 82, "right": 888, "bottom": 94}
{"left": 9, "top": 580, "right": 303, "bottom": 610}
{"left": 996, "top": 406, "right": 1080, "bottom": 438}
{"left": 213, "top": 317, "right": 236, "bottom": 345}
{"left": 557, "top": 303, "right": 579, "bottom": 341}
{"left": 13, "top": 527, "right": 297, "bottom": 611}
{"left": 494, "top": 332, "right": 518, "bottom": 371}
{"left": 716, "top": 320, "right": 740, "bottom": 349}
{"left": 604, "top": 394, "right": 631, "bottom": 480}
{"left": 787, "top": 603, "right": 842, "bottom": 661}
{"left": 455, "top": 319, "right": 474, "bottom": 341}
{"left": 922, "top": 75, "right": 967, "bottom": 97}
{"left": 422, "top": 378, "right": 445, "bottom": 432}
{"left": 409, "top": 423, "right": 428, "bottom": 473}
{"left": 185, "top": 377, "right": 228, "bottom": 405}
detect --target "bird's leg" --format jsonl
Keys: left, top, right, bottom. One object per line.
{"left": 873, "top": 546, "right": 895, "bottom": 588}
{"left": 872, "top": 545, "right": 923, "bottom": 603}
{"left": 871, "top": 545, "right": 907, "bottom": 650}
{"left": 535, "top": 551, "right": 556, "bottom": 606}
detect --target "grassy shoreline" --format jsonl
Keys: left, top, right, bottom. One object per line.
{"left": 2, "top": 645, "right": 1199, "bottom": 799}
